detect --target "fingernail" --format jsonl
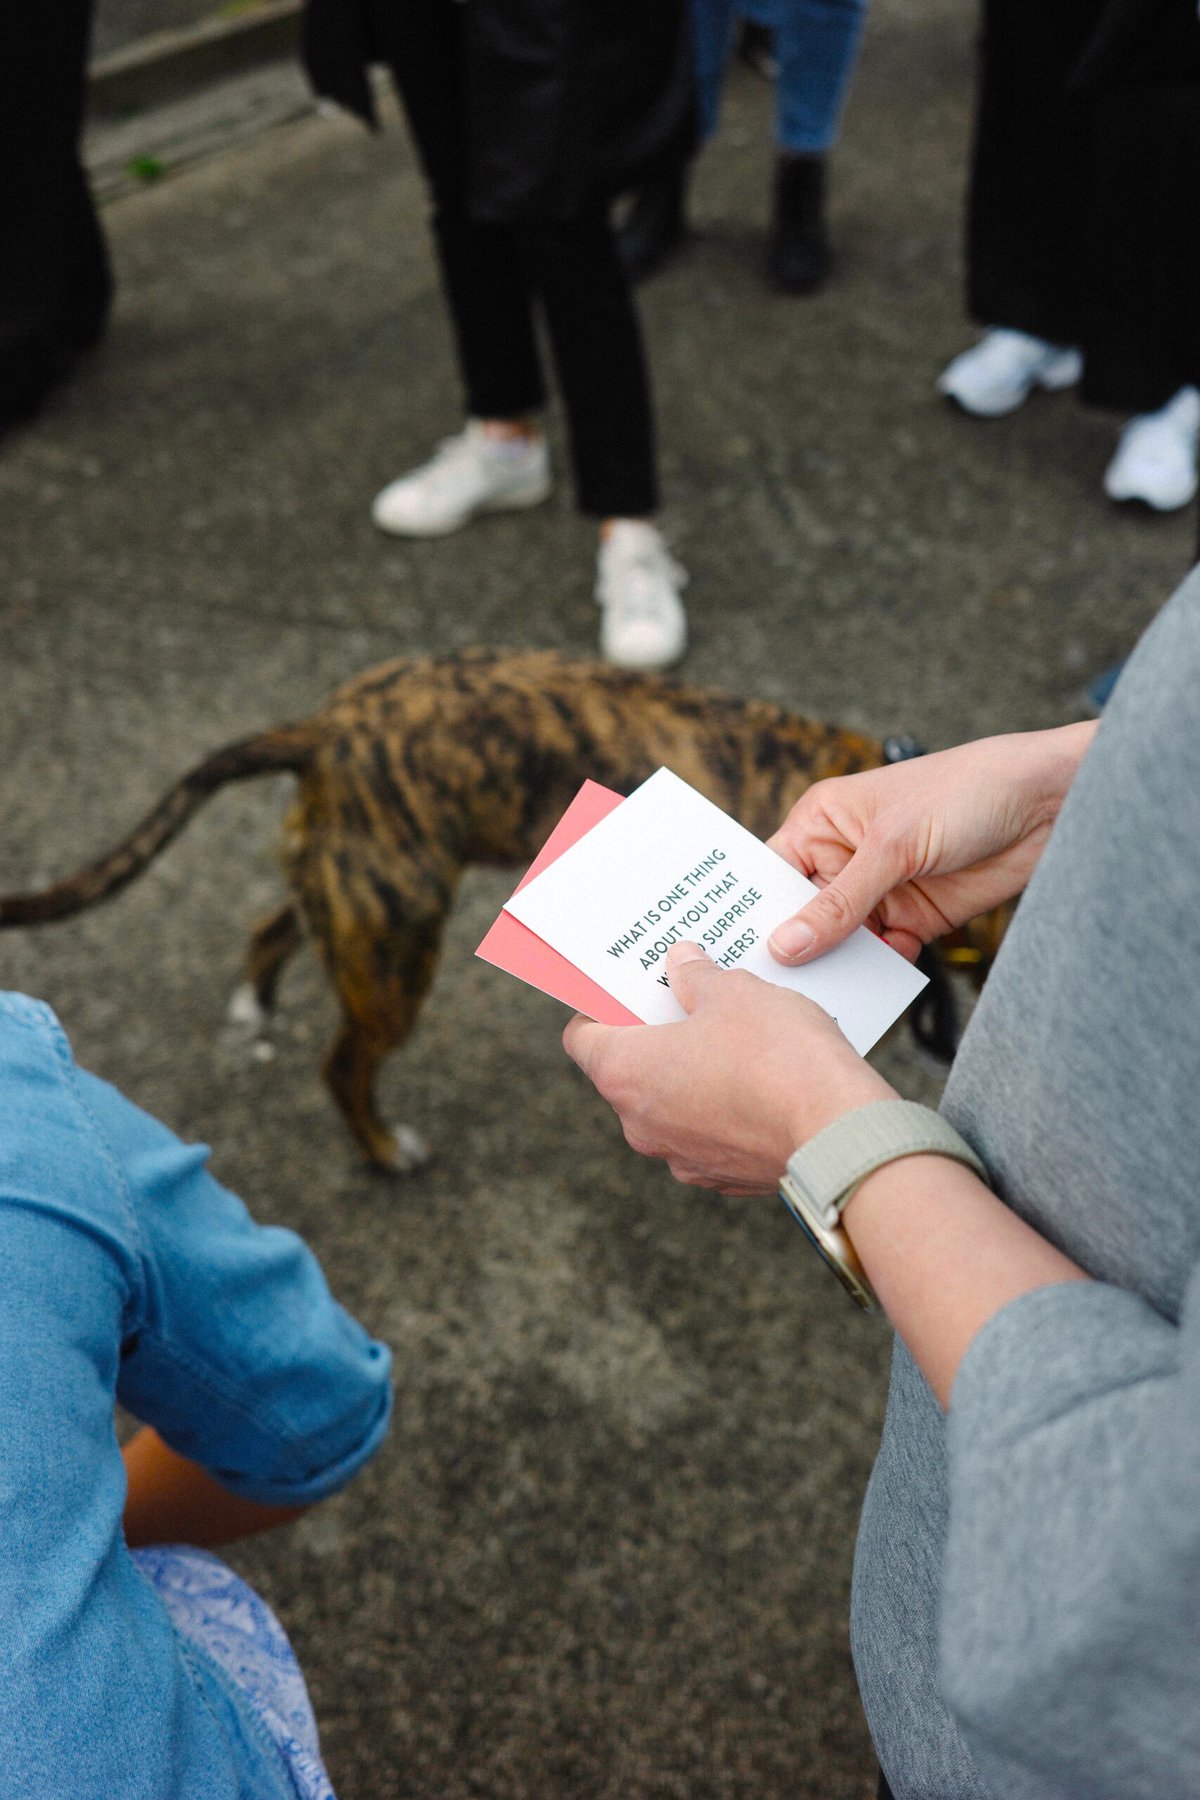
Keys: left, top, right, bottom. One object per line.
{"left": 769, "top": 920, "right": 815, "bottom": 961}
{"left": 667, "top": 940, "right": 707, "bottom": 967}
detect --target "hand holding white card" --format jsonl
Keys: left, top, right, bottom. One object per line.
{"left": 503, "top": 768, "right": 926, "bottom": 1055}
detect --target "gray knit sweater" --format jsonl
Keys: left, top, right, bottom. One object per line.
{"left": 851, "top": 566, "right": 1200, "bottom": 1799}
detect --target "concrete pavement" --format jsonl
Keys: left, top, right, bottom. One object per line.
{"left": 93, "top": 0, "right": 266, "bottom": 62}
{"left": 3, "top": 4, "right": 1196, "bottom": 1794}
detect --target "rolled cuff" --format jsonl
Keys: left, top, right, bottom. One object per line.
{"left": 207, "top": 1357, "right": 393, "bottom": 1507}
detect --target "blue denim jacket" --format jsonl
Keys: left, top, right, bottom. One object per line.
{"left": 0, "top": 992, "right": 393, "bottom": 1799}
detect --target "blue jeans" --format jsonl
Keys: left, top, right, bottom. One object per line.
{"left": 691, "top": 0, "right": 869, "bottom": 154}
{"left": 0, "top": 993, "right": 393, "bottom": 1799}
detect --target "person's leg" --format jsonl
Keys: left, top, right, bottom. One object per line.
{"left": 521, "top": 213, "right": 688, "bottom": 669}
{"left": 1095, "top": 93, "right": 1200, "bottom": 518}
{"left": 740, "top": 0, "right": 776, "bottom": 32}
{"left": 133, "top": 1544, "right": 337, "bottom": 1791}
{"left": 1084, "top": 79, "right": 1200, "bottom": 418}
{"left": 365, "top": 0, "right": 544, "bottom": 421}
{"left": 364, "top": 0, "right": 553, "bottom": 532}
{"left": 965, "top": 0, "right": 1101, "bottom": 344}
{"left": 427, "top": 216, "right": 546, "bottom": 422}
{"left": 0, "top": 0, "right": 112, "bottom": 428}
{"left": 1051, "top": 13, "right": 1200, "bottom": 507}
{"left": 737, "top": 0, "right": 780, "bottom": 81}
{"left": 692, "top": 0, "right": 738, "bottom": 145}
{"left": 774, "top": 0, "right": 868, "bottom": 156}
{"left": 937, "top": 0, "right": 1103, "bottom": 414}
{"left": 767, "top": 0, "right": 868, "bottom": 291}
{"left": 520, "top": 212, "right": 658, "bottom": 521}
{"left": 620, "top": 0, "right": 735, "bottom": 282}
{"left": 1071, "top": 0, "right": 1200, "bottom": 413}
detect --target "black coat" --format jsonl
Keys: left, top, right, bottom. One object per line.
{"left": 1067, "top": 0, "right": 1193, "bottom": 91}
{"left": 302, "top": 0, "right": 696, "bottom": 223}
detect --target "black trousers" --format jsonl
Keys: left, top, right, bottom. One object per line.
{"left": 967, "top": 0, "right": 1200, "bottom": 412}
{"left": 1, "top": 4, "right": 112, "bottom": 422}
{"left": 365, "top": 0, "right": 659, "bottom": 519}
{"left": 966, "top": 0, "right": 1101, "bottom": 351}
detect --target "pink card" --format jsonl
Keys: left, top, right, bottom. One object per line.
{"left": 475, "top": 781, "right": 642, "bottom": 1026}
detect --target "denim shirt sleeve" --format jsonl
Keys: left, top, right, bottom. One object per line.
{"left": 0, "top": 994, "right": 392, "bottom": 1505}
{"left": 939, "top": 1270, "right": 1200, "bottom": 1800}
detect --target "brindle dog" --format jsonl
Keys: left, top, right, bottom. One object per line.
{"left": 0, "top": 650, "right": 995, "bottom": 1169}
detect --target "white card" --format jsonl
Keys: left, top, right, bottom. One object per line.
{"left": 503, "top": 766, "right": 927, "bottom": 1054}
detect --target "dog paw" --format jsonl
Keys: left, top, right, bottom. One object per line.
{"left": 226, "top": 982, "right": 269, "bottom": 1035}
{"left": 220, "top": 984, "right": 279, "bottom": 1068}
{"left": 389, "top": 1124, "right": 431, "bottom": 1173}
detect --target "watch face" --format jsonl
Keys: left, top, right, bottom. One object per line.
{"left": 778, "top": 1188, "right": 877, "bottom": 1311}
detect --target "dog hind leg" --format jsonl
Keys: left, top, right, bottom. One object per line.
{"left": 227, "top": 901, "right": 304, "bottom": 1035}
{"left": 321, "top": 915, "right": 447, "bottom": 1173}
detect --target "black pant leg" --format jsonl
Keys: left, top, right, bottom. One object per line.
{"left": 1078, "top": 7, "right": 1200, "bottom": 413}
{"left": 966, "top": 0, "right": 1104, "bottom": 343}
{"left": 431, "top": 210, "right": 548, "bottom": 419}
{"left": 365, "top": 0, "right": 545, "bottom": 420}
{"left": 365, "top": 0, "right": 658, "bottom": 509}
{"left": 1081, "top": 82, "right": 1200, "bottom": 412}
{"left": 0, "top": 1, "right": 112, "bottom": 421}
{"left": 518, "top": 211, "right": 659, "bottom": 518}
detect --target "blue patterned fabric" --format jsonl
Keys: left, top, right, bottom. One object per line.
{"left": 134, "top": 1549, "right": 334, "bottom": 1800}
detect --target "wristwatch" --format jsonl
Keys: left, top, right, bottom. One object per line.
{"left": 778, "top": 1100, "right": 989, "bottom": 1310}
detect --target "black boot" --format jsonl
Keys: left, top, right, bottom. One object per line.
{"left": 768, "top": 153, "right": 830, "bottom": 295}
{"left": 0, "top": 167, "right": 112, "bottom": 434}
{"left": 617, "top": 161, "right": 691, "bottom": 285}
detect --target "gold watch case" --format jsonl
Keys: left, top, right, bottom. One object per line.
{"left": 778, "top": 1173, "right": 878, "bottom": 1311}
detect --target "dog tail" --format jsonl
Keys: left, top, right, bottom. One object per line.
{"left": 0, "top": 723, "right": 317, "bottom": 927}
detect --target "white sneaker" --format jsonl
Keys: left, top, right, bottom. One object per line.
{"left": 371, "top": 421, "right": 551, "bottom": 536}
{"left": 1104, "top": 387, "right": 1200, "bottom": 512}
{"left": 937, "top": 329, "right": 1084, "bottom": 418}
{"left": 595, "top": 521, "right": 688, "bottom": 672}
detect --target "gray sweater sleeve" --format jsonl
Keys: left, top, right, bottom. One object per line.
{"left": 854, "top": 570, "right": 1200, "bottom": 1799}
{"left": 940, "top": 1267, "right": 1200, "bottom": 1800}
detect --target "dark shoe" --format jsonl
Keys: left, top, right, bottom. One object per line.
{"left": 59, "top": 214, "right": 115, "bottom": 355}
{"left": 1, "top": 205, "right": 113, "bottom": 434}
{"left": 0, "top": 316, "right": 109, "bottom": 435}
{"left": 768, "top": 153, "right": 830, "bottom": 295}
{"left": 617, "top": 163, "right": 690, "bottom": 284}
{"left": 736, "top": 19, "right": 779, "bottom": 79}
{"left": 0, "top": 340, "right": 67, "bottom": 433}
{"left": 0, "top": 280, "right": 110, "bottom": 434}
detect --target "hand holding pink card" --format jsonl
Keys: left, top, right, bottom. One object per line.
{"left": 477, "top": 768, "right": 927, "bottom": 1053}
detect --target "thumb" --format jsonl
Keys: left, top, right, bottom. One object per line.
{"left": 768, "top": 843, "right": 895, "bottom": 964}
{"left": 665, "top": 940, "right": 722, "bottom": 1012}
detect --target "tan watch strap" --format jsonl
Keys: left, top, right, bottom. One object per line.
{"left": 783, "top": 1100, "right": 989, "bottom": 1230}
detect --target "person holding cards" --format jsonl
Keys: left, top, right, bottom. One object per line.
{"left": 564, "top": 565, "right": 1200, "bottom": 1799}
